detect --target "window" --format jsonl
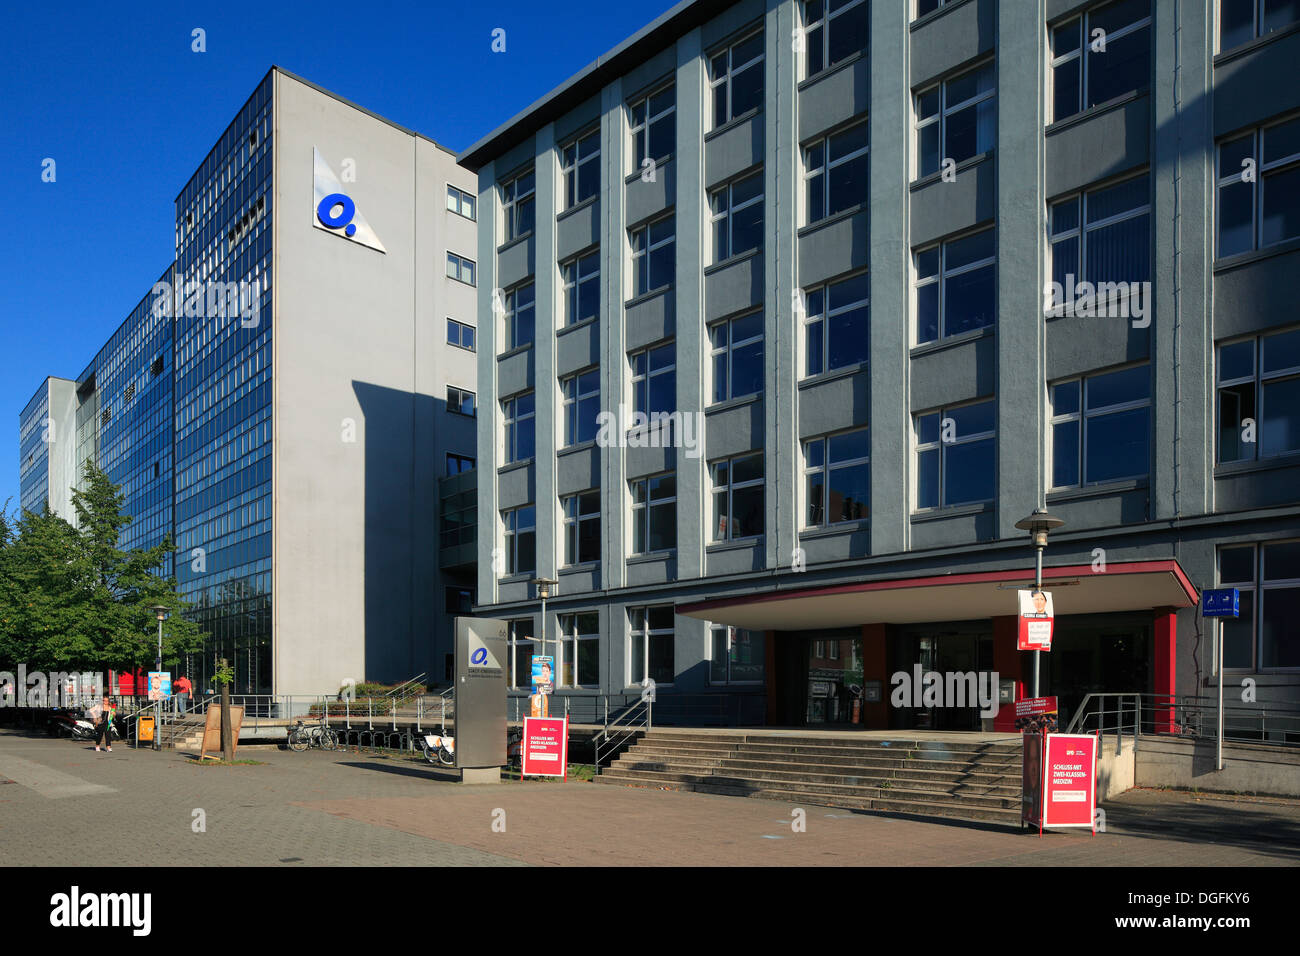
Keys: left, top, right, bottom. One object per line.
{"left": 559, "top": 612, "right": 600, "bottom": 687}
{"left": 561, "top": 251, "right": 600, "bottom": 327}
{"left": 805, "top": 122, "right": 869, "bottom": 224}
{"left": 447, "top": 318, "right": 476, "bottom": 351}
{"left": 1218, "top": 541, "right": 1300, "bottom": 670}
{"left": 562, "top": 491, "right": 601, "bottom": 565}
{"left": 631, "top": 472, "right": 677, "bottom": 554}
{"left": 1050, "top": 0, "right": 1151, "bottom": 123}
{"left": 709, "top": 29, "right": 765, "bottom": 129}
{"left": 447, "top": 252, "right": 476, "bottom": 286}
{"left": 1217, "top": 116, "right": 1300, "bottom": 258}
{"left": 629, "top": 606, "right": 675, "bottom": 685}
{"left": 502, "top": 283, "right": 535, "bottom": 351}
{"left": 915, "top": 228, "right": 996, "bottom": 344}
{"left": 804, "top": 272, "right": 869, "bottom": 376}
{"left": 502, "top": 506, "right": 536, "bottom": 576}
{"left": 447, "top": 185, "right": 476, "bottom": 221}
{"left": 631, "top": 343, "right": 676, "bottom": 416}
{"left": 710, "top": 170, "right": 765, "bottom": 262}
{"left": 629, "top": 85, "right": 676, "bottom": 170}
{"left": 1220, "top": 0, "right": 1300, "bottom": 52}
{"left": 502, "top": 392, "right": 535, "bottom": 464}
{"left": 915, "top": 62, "right": 995, "bottom": 178}
{"left": 915, "top": 0, "right": 956, "bottom": 16}
{"left": 561, "top": 130, "right": 600, "bottom": 209}
{"left": 508, "top": 619, "right": 534, "bottom": 688}
{"left": 561, "top": 368, "right": 601, "bottom": 447}
{"left": 630, "top": 216, "right": 675, "bottom": 297}
{"left": 501, "top": 169, "right": 536, "bottom": 243}
{"left": 444, "top": 586, "right": 474, "bottom": 614}
{"left": 710, "top": 625, "right": 766, "bottom": 684}
{"left": 915, "top": 399, "right": 996, "bottom": 508}
{"left": 802, "top": 0, "right": 869, "bottom": 79}
{"left": 446, "top": 453, "right": 475, "bottom": 476}
{"left": 1218, "top": 328, "right": 1300, "bottom": 462}
{"left": 710, "top": 311, "right": 765, "bottom": 403}
{"left": 805, "top": 428, "right": 870, "bottom": 526}
{"left": 712, "top": 452, "right": 765, "bottom": 540}
{"left": 1049, "top": 174, "right": 1151, "bottom": 310}
{"left": 1051, "top": 364, "right": 1151, "bottom": 487}
{"left": 447, "top": 386, "right": 475, "bottom": 417}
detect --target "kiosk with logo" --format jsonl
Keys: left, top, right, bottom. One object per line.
{"left": 454, "top": 617, "right": 508, "bottom": 783}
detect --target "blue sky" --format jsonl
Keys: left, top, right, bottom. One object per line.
{"left": 0, "top": 0, "right": 677, "bottom": 510}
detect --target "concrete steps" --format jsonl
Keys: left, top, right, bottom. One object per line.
{"left": 598, "top": 730, "right": 1024, "bottom": 826}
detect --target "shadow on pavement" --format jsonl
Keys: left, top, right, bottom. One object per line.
{"left": 337, "top": 760, "right": 460, "bottom": 783}
{"left": 1103, "top": 793, "right": 1300, "bottom": 863}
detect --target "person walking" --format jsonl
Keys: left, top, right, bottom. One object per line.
{"left": 91, "top": 695, "right": 116, "bottom": 752}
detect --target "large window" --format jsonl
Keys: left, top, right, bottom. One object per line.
{"left": 630, "top": 216, "right": 675, "bottom": 297}
{"left": 1049, "top": 174, "right": 1151, "bottom": 310}
{"left": 1220, "top": 0, "right": 1300, "bottom": 52}
{"left": 1051, "top": 364, "right": 1151, "bottom": 487}
{"left": 710, "top": 170, "right": 765, "bottom": 262}
{"left": 501, "top": 169, "right": 536, "bottom": 243}
{"left": 447, "top": 318, "right": 476, "bottom": 351}
{"left": 562, "top": 251, "right": 600, "bottom": 327}
{"left": 631, "top": 342, "right": 676, "bottom": 417}
{"left": 1217, "top": 115, "right": 1300, "bottom": 258}
{"left": 915, "top": 228, "right": 996, "bottom": 344}
{"left": 710, "top": 625, "right": 766, "bottom": 684}
{"left": 508, "top": 619, "right": 533, "bottom": 689}
{"left": 915, "top": 61, "right": 995, "bottom": 179}
{"left": 1050, "top": 0, "right": 1151, "bottom": 123}
{"left": 710, "top": 311, "right": 765, "bottom": 403}
{"left": 561, "top": 130, "right": 600, "bottom": 209}
{"left": 804, "top": 272, "right": 869, "bottom": 376}
{"left": 709, "top": 29, "right": 765, "bottom": 129}
{"left": 502, "top": 506, "right": 536, "bottom": 576}
{"left": 801, "top": 0, "right": 870, "bottom": 79}
{"left": 562, "top": 491, "right": 601, "bottom": 565}
{"left": 1218, "top": 541, "right": 1300, "bottom": 670}
{"left": 805, "top": 428, "right": 870, "bottom": 526}
{"left": 502, "top": 391, "right": 535, "bottom": 464}
{"left": 561, "top": 368, "right": 601, "bottom": 447}
{"left": 559, "top": 612, "right": 600, "bottom": 687}
{"left": 805, "top": 122, "right": 869, "bottom": 225}
{"left": 915, "top": 399, "right": 996, "bottom": 509}
{"left": 446, "top": 452, "right": 475, "bottom": 475}
{"left": 447, "top": 385, "right": 475, "bottom": 417}
{"left": 446, "top": 252, "right": 476, "bottom": 286}
{"left": 502, "top": 283, "right": 535, "bottom": 351}
{"left": 712, "top": 452, "right": 765, "bottom": 540}
{"left": 629, "top": 606, "right": 675, "bottom": 685}
{"left": 1218, "top": 328, "right": 1300, "bottom": 462}
{"left": 446, "top": 185, "right": 476, "bottom": 221}
{"left": 631, "top": 472, "right": 677, "bottom": 554}
{"left": 629, "top": 85, "right": 676, "bottom": 171}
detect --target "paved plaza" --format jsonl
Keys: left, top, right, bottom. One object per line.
{"left": 1, "top": 729, "right": 1297, "bottom": 867}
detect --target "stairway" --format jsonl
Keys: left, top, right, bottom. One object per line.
{"left": 157, "top": 712, "right": 208, "bottom": 751}
{"left": 596, "top": 730, "right": 1023, "bottom": 826}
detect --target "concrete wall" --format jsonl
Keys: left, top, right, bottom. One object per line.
{"left": 1136, "top": 737, "right": 1300, "bottom": 798}
{"left": 271, "top": 72, "right": 477, "bottom": 695}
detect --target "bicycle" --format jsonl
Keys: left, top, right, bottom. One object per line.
{"left": 287, "top": 716, "right": 338, "bottom": 751}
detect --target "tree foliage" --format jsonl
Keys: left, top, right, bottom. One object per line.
{"left": 0, "top": 461, "right": 204, "bottom": 673}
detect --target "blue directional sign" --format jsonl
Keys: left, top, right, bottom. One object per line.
{"left": 1201, "top": 588, "right": 1240, "bottom": 618}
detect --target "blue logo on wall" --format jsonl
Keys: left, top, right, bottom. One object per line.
{"left": 317, "top": 193, "right": 357, "bottom": 237}
{"left": 470, "top": 647, "right": 488, "bottom": 665}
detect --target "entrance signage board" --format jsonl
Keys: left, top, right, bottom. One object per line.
{"left": 455, "top": 617, "right": 508, "bottom": 769}
{"left": 1016, "top": 589, "right": 1054, "bottom": 651}
{"left": 1041, "top": 733, "right": 1097, "bottom": 829}
{"left": 521, "top": 716, "right": 568, "bottom": 778}
{"left": 1201, "top": 588, "right": 1240, "bottom": 618}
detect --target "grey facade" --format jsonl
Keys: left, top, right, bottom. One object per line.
{"left": 460, "top": 0, "right": 1300, "bottom": 730}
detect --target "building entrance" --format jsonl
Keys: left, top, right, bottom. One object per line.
{"left": 805, "top": 629, "right": 864, "bottom": 725}
{"left": 896, "top": 625, "right": 994, "bottom": 731}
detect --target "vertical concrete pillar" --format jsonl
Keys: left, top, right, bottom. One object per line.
{"left": 765, "top": 629, "right": 778, "bottom": 725}
{"left": 992, "top": 614, "right": 1023, "bottom": 732}
{"left": 535, "top": 124, "right": 560, "bottom": 590}
{"left": 475, "top": 160, "right": 500, "bottom": 607}
{"left": 1154, "top": 608, "right": 1177, "bottom": 733}
{"left": 861, "top": 623, "right": 889, "bottom": 729}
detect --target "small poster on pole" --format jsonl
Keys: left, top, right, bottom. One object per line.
{"left": 1016, "top": 589, "right": 1054, "bottom": 651}
{"left": 147, "top": 672, "right": 172, "bottom": 701}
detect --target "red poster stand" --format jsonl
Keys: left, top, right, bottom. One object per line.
{"left": 521, "top": 716, "right": 568, "bottom": 779}
{"left": 1022, "top": 732, "right": 1098, "bottom": 835}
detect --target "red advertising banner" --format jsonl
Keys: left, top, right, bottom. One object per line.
{"left": 1015, "top": 696, "right": 1057, "bottom": 718}
{"left": 1041, "top": 733, "right": 1097, "bottom": 830}
{"left": 1016, "top": 589, "right": 1054, "bottom": 651}
{"left": 521, "top": 716, "right": 568, "bottom": 779}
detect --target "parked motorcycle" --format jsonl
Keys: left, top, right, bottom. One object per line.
{"left": 46, "top": 711, "right": 96, "bottom": 740}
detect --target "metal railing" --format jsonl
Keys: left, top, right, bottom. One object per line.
{"left": 1064, "top": 693, "right": 1142, "bottom": 754}
{"left": 1067, "top": 692, "right": 1300, "bottom": 750}
{"left": 594, "top": 697, "right": 652, "bottom": 772}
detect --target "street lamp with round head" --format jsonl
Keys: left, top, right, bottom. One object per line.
{"left": 1014, "top": 508, "right": 1065, "bottom": 548}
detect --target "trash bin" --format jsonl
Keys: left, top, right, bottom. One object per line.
{"left": 138, "top": 715, "right": 155, "bottom": 743}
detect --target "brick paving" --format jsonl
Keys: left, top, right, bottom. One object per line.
{"left": 1, "top": 728, "right": 1297, "bottom": 867}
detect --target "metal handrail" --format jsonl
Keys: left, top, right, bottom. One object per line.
{"left": 594, "top": 697, "right": 652, "bottom": 772}
{"left": 1064, "top": 692, "right": 1142, "bottom": 754}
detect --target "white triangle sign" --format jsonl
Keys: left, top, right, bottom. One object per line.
{"left": 312, "top": 148, "right": 386, "bottom": 253}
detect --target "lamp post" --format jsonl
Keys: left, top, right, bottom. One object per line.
{"left": 1013, "top": 509, "right": 1065, "bottom": 698}
{"left": 150, "top": 605, "right": 168, "bottom": 751}
{"left": 533, "top": 578, "right": 557, "bottom": 662}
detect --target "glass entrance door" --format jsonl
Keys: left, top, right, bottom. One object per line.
{"left": 805, "top": 630, "right": 864, "bottom": 725}
{"left": 903, "top": 626, "right": 991, "bottom": 730}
